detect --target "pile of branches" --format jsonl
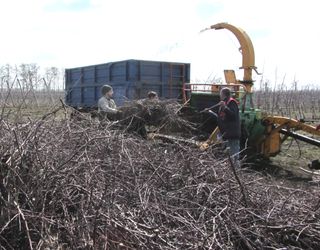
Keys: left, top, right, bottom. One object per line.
{"left": 1, "top": 106, "right": 320, "bottom": 249}
{"left": 118, "top": 100, "right": 200, "bottom": 136}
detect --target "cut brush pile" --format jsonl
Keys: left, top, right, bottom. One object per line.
{"left": 0, "top": 101, "right": 320, "bottom": 249}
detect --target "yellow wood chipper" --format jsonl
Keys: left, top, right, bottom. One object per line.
{"left": 183, "top": 22, "right": 320, "bottom": 159}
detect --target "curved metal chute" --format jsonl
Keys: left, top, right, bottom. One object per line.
{"left": 202, "top": 22, "right": 257, "bottom": 91}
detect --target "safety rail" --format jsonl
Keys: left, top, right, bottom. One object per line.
{"left": 182, "top": 83, "right": 248, "bottom": 103}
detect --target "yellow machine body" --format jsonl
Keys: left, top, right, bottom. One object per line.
{"left": 261, "top": 116, "right": 320, "bottom": 157}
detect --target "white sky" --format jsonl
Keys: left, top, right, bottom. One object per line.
{"left": 1, "top": 0, "right": 320, "bottom": 88}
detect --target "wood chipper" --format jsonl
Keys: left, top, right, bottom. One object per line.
{"left": 183, "top": 22, "right": 320, "bottom": 158}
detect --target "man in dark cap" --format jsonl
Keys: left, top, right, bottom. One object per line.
{"left": 206, "top": 87, "right": 241, "bottom": 165}
{"left": 97, "top": 84, "right": 119, "bottom": 120}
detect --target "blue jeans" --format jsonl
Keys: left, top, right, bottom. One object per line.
{"left": 227, "top": 139, "right": 240, "bottom": 165}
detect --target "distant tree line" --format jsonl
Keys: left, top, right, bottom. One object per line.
{"left": 0, "top": 64, "right": 64, "bottom": 108}
{"left": 0, "top": 63, "right": 63, "bottom": 91}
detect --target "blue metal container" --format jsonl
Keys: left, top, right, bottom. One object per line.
{"left": 65, "top": 59, "right": 190, "bottom": 108}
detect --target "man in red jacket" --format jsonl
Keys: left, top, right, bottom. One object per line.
{"left": 207, "top": 87, "right": 241, "bottom": 165}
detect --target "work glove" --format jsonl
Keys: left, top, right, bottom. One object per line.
{"left": 199, "top": 141, "right": 210, "bottom": 151}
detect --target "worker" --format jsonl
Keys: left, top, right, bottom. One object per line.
{"left": 132, "top": 91, "right": 159, "bottom": 137}
{"left": 207, "top": 87, "right": 241, "bottom": 165}
{"left": 97, "top": 84, "right": 120, "bottom": 120}
{"left": 137, "top": 91, "right": 159, "bottom": 106}
{"left": 147, "top": 91, "right": 159, "bottom": 101}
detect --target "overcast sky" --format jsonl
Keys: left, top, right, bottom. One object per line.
{"left": 1, "top": 0, "right": 319, "bottom": 88}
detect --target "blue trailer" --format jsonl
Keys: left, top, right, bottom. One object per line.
{"left": 65, "top": 59, "right": 190, "bottom": 109}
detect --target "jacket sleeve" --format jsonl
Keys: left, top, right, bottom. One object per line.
{"left": 98, "top": 98, "right": 118, "bottom": 113}
{"left": 224, "top": 101, "right": 238, "bottom": 120}
{"left": 208, "top": 110, "right": 218, "bottom": 119}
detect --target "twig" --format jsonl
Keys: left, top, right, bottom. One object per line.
{"left": 14, "top": 201, "right": 33, "bottom": 250}
{"left": 228, "top": 154, "right": 249, "bottom": 207}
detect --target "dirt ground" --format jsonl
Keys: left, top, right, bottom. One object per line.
{"left": 268, "top": 134, "right": 320, "bottom": 180}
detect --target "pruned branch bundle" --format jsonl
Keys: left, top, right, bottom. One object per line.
{"left": 0, "top": 104, "right": 319, "bottom": 249}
